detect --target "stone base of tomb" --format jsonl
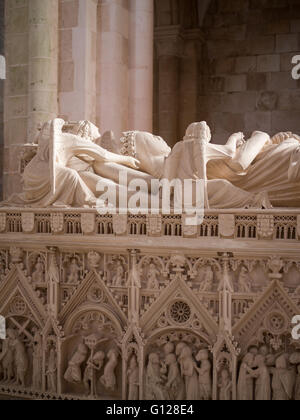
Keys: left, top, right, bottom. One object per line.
{"left": 0, "top": 207, "right": 299, "bottom": 401}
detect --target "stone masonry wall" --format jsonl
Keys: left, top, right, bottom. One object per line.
{"left": 200, "top": 0, "right": 300, "bottom": 144}
{"left": 0, "top": 0, "right": 4, "bottom": 199}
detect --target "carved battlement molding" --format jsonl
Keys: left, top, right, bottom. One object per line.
{"left": 0, "top": 208, "right": 299, "bottom": 246}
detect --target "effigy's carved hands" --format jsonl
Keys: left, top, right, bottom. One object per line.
{"left": 122, "top": 156, "right": 141, "bottom": 170}
{"left": 232, "top": 132, "right": 245, "bottom": 146}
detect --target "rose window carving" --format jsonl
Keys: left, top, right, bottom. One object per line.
{"left": 266, "top": 312, "right": 287, "bottom": 335}
{"left": 169, "top": 301, "right": 191, "bottom": 324}
{"left": 87, "top": 286, "right": 104, "bottom": 303}
{"left": 10, "top": 297, "right": 26, "bottom": 315}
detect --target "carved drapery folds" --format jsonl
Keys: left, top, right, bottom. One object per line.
{"left": 0, "top": 243, "right": 299, "bottom": 400}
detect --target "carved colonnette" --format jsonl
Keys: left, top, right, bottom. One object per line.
{"left": 0, "top": 209, "right": 299, "bottom": 400}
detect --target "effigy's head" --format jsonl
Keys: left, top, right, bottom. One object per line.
{"left": 184, "top": 121, "right": 212, "bottom": 143}
{"left": 121, "top": 131, "right": 171, "bottom": 178}
{"left": 72, "top": 120, "right": 101, "bottom": 143}
{"left": 121, "top": 131, "right": 171, "bottom": 159}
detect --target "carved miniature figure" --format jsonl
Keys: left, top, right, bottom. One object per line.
{"left": 248, "top": 355, "right": 271, "bottom": 401}
{"left": 218, "top": 368, "right": 232, "bottom": 401}
{"left": 238, "top": 266, "right": 251, "bottom": 293}
{"left": 113, "top": 260, "right": 125, "bottom": 287}
{"left": 237, "top": 352, "right": 255, "bottom": 401}
{"left": 271, "top": 354, "right": 294, "bottom": 401}
{"left": 196, "top": 349, "right": 212, "bottom": 400}
{"left": 64, "top": 343, "right": 88, "bottom": 384}
{"left": 46, "top": 347, "right": 57, "bottom": 393}
{"left": 165, "top": 353, "right": 184, "bottom": 400}
{"left": 9, "top": 329, "right": 29, "bottom": 388}
{"left": 32, "top": 257, "right": 45, "bottom": 284}
{"left": 0, "top": 329, "right": 15, "bottom": 383}
{"left": 83, "top": 351, "right": 105, "bottom": 396}
{"left": 180, "top": 346, "right": 199, "bottom": 400}
{"left": 100, "top": 348, "right": 119, "bottom": 391}
{"left": 32, "top": 329, "right": 43, "bottom": 389}
{"left": 199, "top": 266, "right": 214, "bottom": 292}
{"left": 146, "top": 263, "right": 160, "bottom": 290}
{"left": 68, "top": 258, "right": 80, "bottom": 284}
{"left": 145, "top": 353, "right": 166, "bottom": 400}
{"left": 127, "top": 355, "right": 139, "bottom": 400}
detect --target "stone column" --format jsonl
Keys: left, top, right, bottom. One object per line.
{"left": 97, "top": 0, "right": 129, "bottom": 144}
{"left": 179, "top": 29, "right": 203, "bottom": 139}
{"left": 128, "top": 0, "right": 154, "bottom": 133}
{"left": 28, "top": 0, "right": 59, "bottom": 139}
{"left": 59, "top": 0, "right": 97, "bottom": 123}
{"left": 4, "top": 0, "right": 57, "bottom": 198}
{"left": 155, "top": 26, "right": 183, "bottom": 148}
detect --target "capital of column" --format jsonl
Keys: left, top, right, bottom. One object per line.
{"left": 154, "top": 25, "right": 184, "bottom": 58}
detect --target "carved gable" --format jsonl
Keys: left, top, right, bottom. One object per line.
{"left": 233, "top": 280, "right": 299, "bottom": 352}
{"left": 0, "top": 265, "right": 47, "bottom": 326}
{"left": 59, "top": 270, "right": 127, "bottom": 330}
{"left": 140, "top": 275, "right": 218, "bottom": 343}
